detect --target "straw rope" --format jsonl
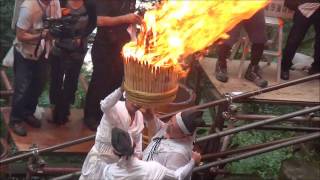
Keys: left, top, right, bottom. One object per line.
{"left": 124, "top": 83, "right": 178, "bottom": 106}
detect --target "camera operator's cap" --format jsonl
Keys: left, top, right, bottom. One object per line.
{"left": 175, "top": 110, "right": 205, "bottom": 135}
{"left": 111, "top": 127, "right": 134, "bottom": 156}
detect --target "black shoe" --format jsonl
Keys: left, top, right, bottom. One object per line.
{"left": 53, "top": 115, "right": 69, "bottom": 125}
{"left": 281, "top": 69, "right": 290, "bottom": 80}
{"left": 308, "top": 67, "right": 320, "bottom": 75}
{"left": 84, "top": 117, "right": 99, "bottom": 131}
{"left": 52, "top": 108, "right": 69, "bottom": 125}
{"left": 9, "top": 122, "right": 27, "bottom": 136}
{"left": 215, "top": 62, "right": 229, "bottom": 82}
{"left": 245, "top": 64, "right": 268, "bottom": 88}
{"left": 25, "top": 115, "right": 41, "bottom": 128}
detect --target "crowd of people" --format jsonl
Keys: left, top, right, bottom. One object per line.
{"left": 7, "top": 0, "right": 320, "bottom": 179}
{"left": 9, "top": 0, "right": 142, "bottom": 136}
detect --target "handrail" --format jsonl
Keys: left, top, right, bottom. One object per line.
{"left": 0, "top": 74, "right": 319, "bottom": 165}
{"left": 160, "top": 73, "right": 319, "bottom": 119}
{"left": 193, "top": 132, "right": 320, "bottom": 172}
{"left": 196, "top": 106, "right": 320, "bottom": 143}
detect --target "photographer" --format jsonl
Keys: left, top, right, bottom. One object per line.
{"left": 10, "top": 0, "right": 61, "bottom": 136}
{"left": 48, "top": 0, "right": 96, "bottom": 124}
{"left": 83, "top": 0, "right": 142, "bottom": 130}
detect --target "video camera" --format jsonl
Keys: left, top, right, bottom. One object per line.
{"left": 43, "top": 15, "right": 79, "bottom": 39}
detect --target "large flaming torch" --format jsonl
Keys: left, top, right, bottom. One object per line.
{"left": 123, "top": 0, "right": 270, "bottom": 107}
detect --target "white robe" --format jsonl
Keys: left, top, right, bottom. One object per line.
{"left": 80, "top": 88, "right": 144, "bottom": 180}
{"left": 143, "top": 118, "right": 193, "bottom": 178}
{"left": 103, "top": 156, "right": 195, "bottom": 180}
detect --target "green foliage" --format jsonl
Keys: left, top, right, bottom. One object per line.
{"left": 241, "top": 103, "right": 301, "bottom": 116}
{"left": 38, "top": 83, "right": 51, "bottom": 107}
{"left": 0, "top": 0, "right": 15, "bottom": 60}
{"left": 38, "top": 82, "right": 86, "bottom": 108}
{"left": 74, "top": 83, "right": 86, "bottom": 108}
{"left": 227, "top": 130, "right": 295, "bottom": 179}
{"left": 42, "top": 154, "right": 85, "bottom": 167}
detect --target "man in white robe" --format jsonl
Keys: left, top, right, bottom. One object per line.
{"left": 142, "top": 109, "right": 205, "bottom": 178}
{"left": 103, "top": 127, "right": 201, "bottom": 180}
{"left": 80, "top": 87, "right": 144, "bottom": 180}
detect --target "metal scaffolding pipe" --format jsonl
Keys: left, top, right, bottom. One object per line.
{"left": 196, "top": 106, "right": 320, "bottom": 143}
{"left": 160, "top": 73, "right": 320, "bottom": 119}
{"left": 28, "top": 166, "right": 80, "bottom": 175}
{"left": 79, "top": 73, "right": 88, "bottom": 92}
{"left": 256, "top": 125, "right": 320, "bottom": 132}
{"left": 202, "top": 136, "right": 299, "bottom": 160}
{"left": 51, "top": 171, "right": 81, "bottom": 180}
{"left": 0, "top": 69, "right": 13, "bottom": 91}
{"left": 0, "top": 90, "right": 14, "bottom": 97}
{"left": 234, "top": 114, "right": 320, "bottom": 123}
{"left": 0, "top": 135, "right": 95, "bottom": 165}
{"left": 0, "top": 74, "right": 319, "bottom": 165}
{"left": 193, "top": 132, "right": 320, "bottom": 172}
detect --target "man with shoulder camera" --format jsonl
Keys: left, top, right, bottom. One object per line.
{"left": 10, "top": 0, "right": 61, "bottom": 136}
{"left": 83, "top": 0, "right": 142, "bottom": 131}
{"left": 48, "top": 0, "right": 96, "bottom": 125}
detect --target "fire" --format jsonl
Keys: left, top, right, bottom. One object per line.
{"left": 123, "top": 0, "right": 270, "bottom": 71}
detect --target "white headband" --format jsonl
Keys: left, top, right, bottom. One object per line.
{"left": 176, "top": 112, "right": 191, "bottom": 135}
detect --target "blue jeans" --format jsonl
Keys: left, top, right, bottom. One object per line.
{"left": 10, "top": 48, "right": 49, "bottom": 123}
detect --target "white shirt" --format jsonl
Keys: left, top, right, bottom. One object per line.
{"left": 103, "top": 156, "right": 195, "bottom": 180}
{"left": 14, "top": 0, "right": 61, "bottom": 60}
{"left": 143, "top": 118, "right": 193, "bottom": 171}
{"left": 80, "top": 88, "right": 144, "bottom": 180}
{"left": 298, "top": 3, "right": 320, "bottom": 18}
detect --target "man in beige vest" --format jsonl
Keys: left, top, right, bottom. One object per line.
{"left": 10, "top": 0, "right": 60, "bottom": 136}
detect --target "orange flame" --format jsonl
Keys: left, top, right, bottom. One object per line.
{"left": 123, "top": 0, "right": 270, "bottom": 71}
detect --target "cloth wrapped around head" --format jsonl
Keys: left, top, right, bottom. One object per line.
{"left": 111, "top": 127, "right": 134, "bottom": 157}
{"left": 175, "top": 109, "right": 205, "bottom": 135}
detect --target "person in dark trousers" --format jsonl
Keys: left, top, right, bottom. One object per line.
{"left": 281, "top": 0, "right": 320, "bottom": 80}
{"left": 49, "top": 0, "right": 96, "bottom": 124}
{"left": 84, "top": 0, "right": 142, "bottom": 130}
{"left": 215, "top": 10, "right": 268, "bottom": 88}
{"left": 10, "top": 0, "right": 61, "bottom": 136}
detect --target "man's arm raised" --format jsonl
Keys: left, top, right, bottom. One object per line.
{"left": 97, "top": 13, "right": 142, "bottom": 27}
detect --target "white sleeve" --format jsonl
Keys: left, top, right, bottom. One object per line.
{"left": 16, "top": 5, "right": 33, "bottom": 30}
{"left": 162, "top": 159, "right": 195, "bottom": 180}
{"left": 165, "top": 153, "right": 189, "bottom": 170}
{"left": 100, "top": 88, "right": 123, "bottom": 113}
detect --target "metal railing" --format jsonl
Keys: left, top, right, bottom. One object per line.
{"left": 0, "top": 74, "right": 319, "bottom": 167}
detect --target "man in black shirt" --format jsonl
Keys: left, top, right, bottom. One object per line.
{"left": 281, "top": 0, "right": 320, "bottom": 80}
{"left": 84, "top": 0, "right": 142, "bottom": 130}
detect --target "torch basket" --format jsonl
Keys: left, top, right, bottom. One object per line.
{"left": 124, "top": 57, "right": 179, "bottom": 107}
